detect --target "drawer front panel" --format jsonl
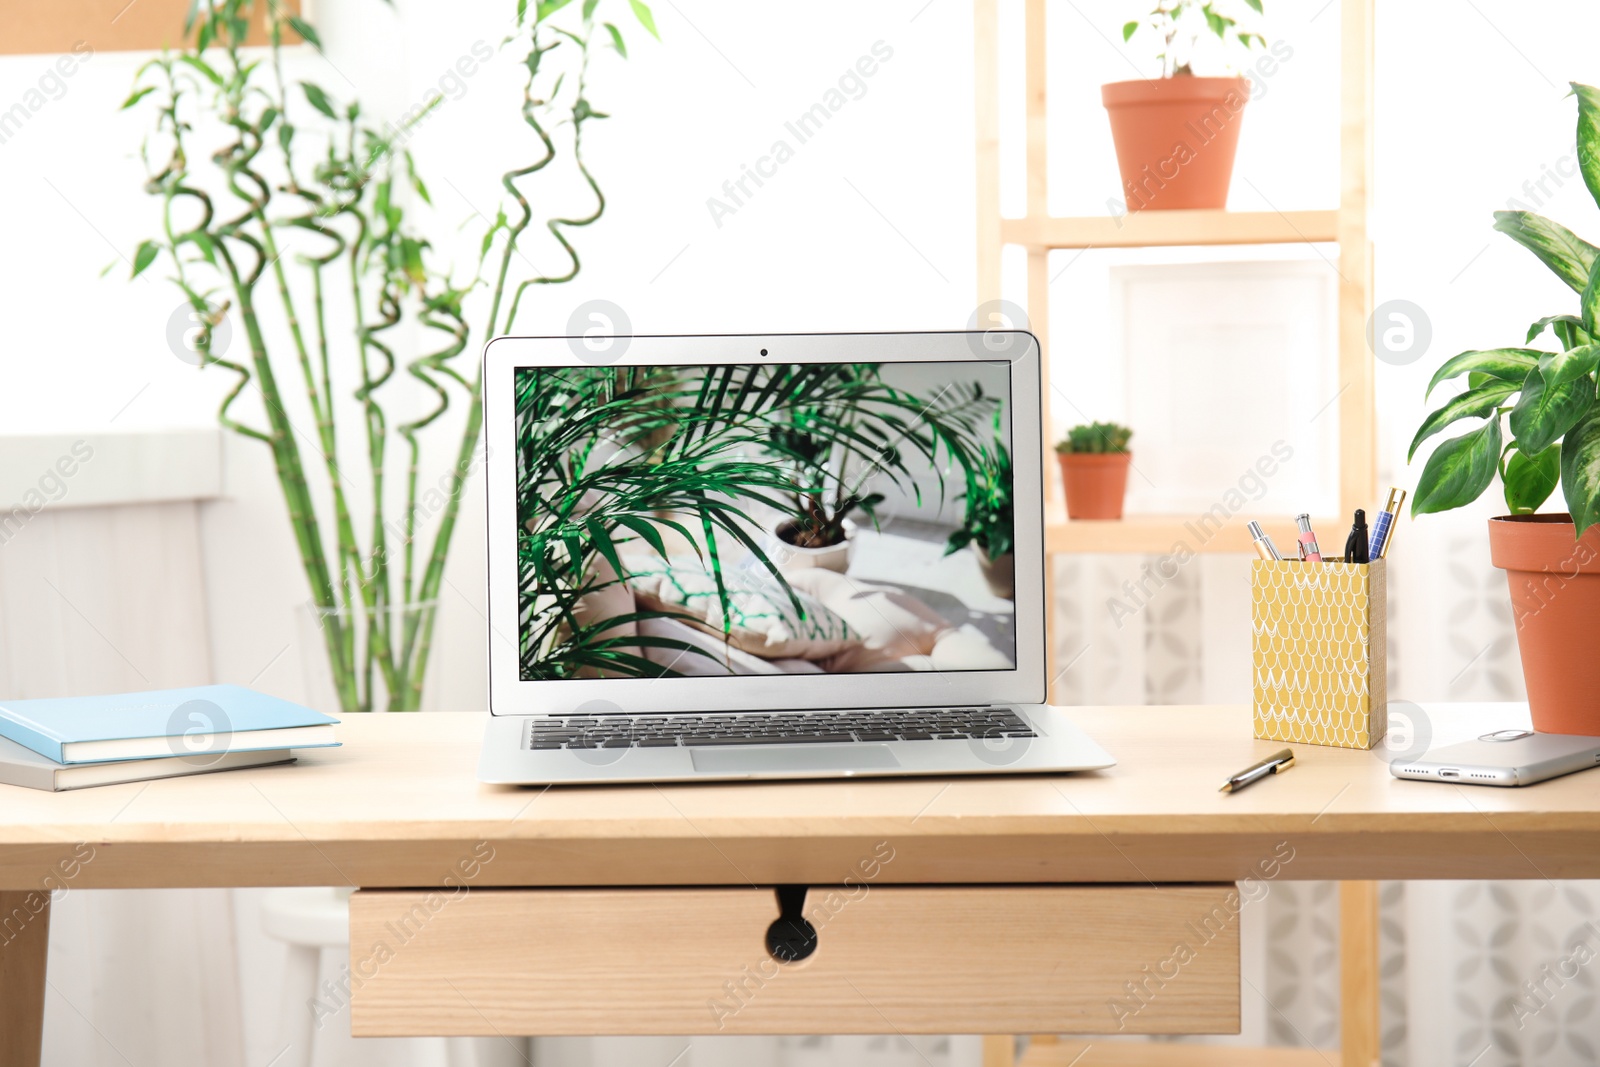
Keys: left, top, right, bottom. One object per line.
{"left": 349, "top": 884, "right": 1240, "bottom": 1036}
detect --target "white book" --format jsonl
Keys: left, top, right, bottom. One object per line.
{"left": 0, "top": 734, "right": 295, "bottom": 792}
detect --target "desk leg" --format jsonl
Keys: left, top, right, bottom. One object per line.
{"left": 1, "top": 890, "right": 50, "bottom": 1067}
{"left": 981, "top": 1035, "right": 1015, "bottom": 1067}
{"left": 1339, "top": 881, "right": 1379, "bottom": 1067}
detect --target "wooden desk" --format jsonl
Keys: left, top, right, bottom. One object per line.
{"left": 3, "top": 706, "right": 1597, "bottom": 1064}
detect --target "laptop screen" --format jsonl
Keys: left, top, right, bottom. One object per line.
{"left": 515, "top": 360, "right": 1015, "bottom": 681}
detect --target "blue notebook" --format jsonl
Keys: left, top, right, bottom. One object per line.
{"left": 0, "top": 685, "right": 340, "bottom": 764}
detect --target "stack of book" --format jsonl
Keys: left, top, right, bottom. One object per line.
{"left": 0, "top": 684, "right": 340, "bottom": 791}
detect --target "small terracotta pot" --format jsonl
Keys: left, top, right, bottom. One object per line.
{"left": 1058, "top": 453, "right": 1131, "bottom": 521}
{"left": 1487, "top": 514, "right": 1600, "bottom": 736}
{"left": 1101, "top": 76, "right": 1251, "bottom": 211}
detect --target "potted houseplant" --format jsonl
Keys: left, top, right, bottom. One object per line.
{"left": 1055, "top": 422, "right": 1133, "bottom": 520}
{"left": 1107, "top": 1, "right": 1267, "bottom": 211}
{"left": 1409, "top": 82, "right": 1600, "bottom": 736}
{"left": 945, "top": 413, "right": 1014, "bottom": 598}
{"left": 760, "top": 365, "right": 990, "bottom": 574}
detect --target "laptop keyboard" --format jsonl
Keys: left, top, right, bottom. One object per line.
{"left": 529, "top": 707, "right": 1035, "bottom": 750}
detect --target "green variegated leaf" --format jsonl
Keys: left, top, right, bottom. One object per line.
{"left": 1573, "top": 83, "right": 1600, "bottom": 213}
{"left": 1409, "top": 378, "right": 1520, "bottom": 461}
{"left": 1510, "top": 370, "right": 1593, "bottom": 456}
{"left": 1503, "top": 445, "right": 1560, "bottom": 514}
{"left": 1494, "top": 210, "right": 1600, "bottom": 293}
{"left": 1425, "top": 348, "right": 1541, "bottom": 399}
{"left": 1528, "top": 314, "right": 1590, "bottom": 349}
{"left": 1414, "top": 417, "right": 1502, "bottom": 516}
{"left": 1538, "top": 343, "right": 1600, "bottom": 389}
{"left": 1585, "top": 250, "right": 1600, "bottom": 338}
{"left": 1562, "top": 406, "right": 1600, "bottom": 535}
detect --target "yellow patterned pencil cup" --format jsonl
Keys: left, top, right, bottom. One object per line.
{"left": 1251, "top": 559, "right": 1387, "bottom": 749}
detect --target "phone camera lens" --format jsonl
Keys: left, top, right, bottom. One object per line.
{"left": 760, "top": 349, "right": 768, "bottom": 356}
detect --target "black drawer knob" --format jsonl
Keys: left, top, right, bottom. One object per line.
{"left": 765, "top": 885, "right": 817, "bottom": 962}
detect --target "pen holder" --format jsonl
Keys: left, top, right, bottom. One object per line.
{"left": 1251, "top": 558, "right": 1387, "bottom": 749}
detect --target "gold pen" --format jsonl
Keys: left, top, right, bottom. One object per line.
{"left": 1219, "top": 747, "right": 1296, "bottom": 793}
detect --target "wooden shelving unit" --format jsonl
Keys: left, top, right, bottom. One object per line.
{"left": 974, "top": 2, "right": 1380, "bottom": 1065}
{"left": 1001, "top": 208, "right": 1341, "bottom": 252}
{"left": 1041, "top": 511, "right": 1319, "bottom": 556}
{"left": 996, "top": 1041, "right": 1338, "bottom": 1066}
{"left": 976, "top": 0, "right": 1376, "bottom": 567}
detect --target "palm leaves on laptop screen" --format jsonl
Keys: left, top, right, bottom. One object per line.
{"left": 514, "top": 363, "right": 997, "bottom": 680}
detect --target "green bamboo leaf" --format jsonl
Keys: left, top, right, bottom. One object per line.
{"left": 583, "top": 0, "right": 600, "bottom": 19}
{"left": 183, "top": 231, "right": 217, "bottom": 266}
{"left": 1243, "top": 0, "right": 1264, "bottom": 11}
{"left": 517, "top": 0, "right": 529, "bottom": 24}
{"left": 537, "top": 0, "right": 576, "bottom": 20}
{"left": 179, "top": 54, "right": 224, "bottom": 86}
{"left": 299, "top": 81, "right": 338, "bottom": 120}
{"left": 1509, "top": 370, "right": 1593, "bottom": 456}
{"left": 1413, "top": 417, "right": 1502, "bottom": 516}
{"left": 1493, "top": 210, "right": 1600, "bottom": 294}
{"left": 1408, "top": 378, "right": 1519, "bottom": 461}
{"left": 1122, "top": 20, "right": 1139, "bottom": 40}
{"left": 286, "top": 14, "right": 322, "bottom": 49}
{"left": 629, "top": 0, "right": 659, "bottom": 38}
{"left": 1573, "top": 83, "right": 1600, "bottom": 213}
{"left": 1503, "top": 445, "right": 1560, "bottom": 514}
{"left": 604, "top": 21, "right": 627, "bottom": 57}
{"left": 131, "top": 239, "right": 160, "bottom": 278}
{"left": 1563, "top": 406, "right": 1600, "bottom": 534}
{"left": 121, "top": 85, "right": 156, "bottom": 109}
{"left": 1538, "top": 343, "right": 1600, "bottom": 389}
{"left": 1425, "top": 348, "right": 1541, "bottom": 399}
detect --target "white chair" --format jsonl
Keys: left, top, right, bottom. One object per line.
{"left": 261, "top": 888, "right": 514, "bottom": 1067}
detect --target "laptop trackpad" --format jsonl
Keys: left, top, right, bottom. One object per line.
{"left": 691, "top": 745, "right": 900, "bottom": 774}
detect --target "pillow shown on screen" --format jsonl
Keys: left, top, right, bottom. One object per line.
{"left": 637, "top": 617, "right": 825, "bottom": 676}
{"left": 621, "top": 556, "right": 859, "bottom": 661}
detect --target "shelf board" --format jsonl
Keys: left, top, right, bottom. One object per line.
{"left": 1044, "top": 513, "right": 1338, "bottom": 557}
{"left": 1021, "top": 1042, "right": 1337, "bottom": 1067}
{"left": 1002, "top": 209, "right": 1340, "bottom": 251}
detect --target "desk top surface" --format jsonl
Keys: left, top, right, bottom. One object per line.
{"left": 2, "top": 705, "right": 1596, "bottom": 890}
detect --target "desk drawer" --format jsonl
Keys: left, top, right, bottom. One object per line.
{"left": 349, "top": 884, "right": 1240, "bottom": 1036}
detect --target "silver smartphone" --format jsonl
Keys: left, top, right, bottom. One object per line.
{"left": 1391, "top": 729, "right": 1600, "bottom": 787}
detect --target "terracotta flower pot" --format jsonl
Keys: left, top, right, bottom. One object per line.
{"left": 1487, "top": 514, "right": 1600, "bottom": 736}
{"left": 1101, "top": 76, "right": 1251, "bottom": 212}
{"left": 1057, "top": 453, "right": 1131, "bottom": 521}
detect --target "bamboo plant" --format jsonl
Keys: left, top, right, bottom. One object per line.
{"left": 122, "top": 0, "right": 657, "bottom": 711}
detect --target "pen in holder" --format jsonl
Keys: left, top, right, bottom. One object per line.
{"left": 1251, "top": 558, "right": 1387, "bottom": 749}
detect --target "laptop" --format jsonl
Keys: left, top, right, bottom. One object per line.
{"left": 477, "top": 331, "right": 1115, "bottom": 784}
